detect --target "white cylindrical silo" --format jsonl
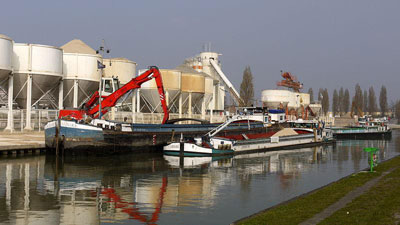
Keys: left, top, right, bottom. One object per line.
{"left": 61, "top": 39, "right": 102, "bottom": 108}
{"left": 103, "top": 58, "right": 136, "bottom": 85}
{"left": 62, "top": 53, "right": 102, "bottom": 108}
{"left": 0, "top": 34, "right": 13, "bottom": 81}
{"left": 299, "top": 93, "right": 310, "bottom": 107}
{"left": 199, "top": 52, "right": 219, "bottom": 79}
{"left": 140, "top": 69, "right": 181, "bottom": 113}
{"left": 181, "top": 73, "right": 205, "bottom": 115}
{"left": 12, "top": 43, "right": 63, "bottom": 109}
{"left": 261, "top": 90, "right": 292, "bottom": 109}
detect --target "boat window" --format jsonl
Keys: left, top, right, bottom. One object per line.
{"left": 104, "top": 80, "right": 113, "bottom": 93}
{"left": 113, "top": 79, "right": 120, "bottom": 91}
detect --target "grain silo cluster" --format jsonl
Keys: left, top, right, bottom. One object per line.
{"left": 0, "top": 34, "right": 235, "bottom": 131}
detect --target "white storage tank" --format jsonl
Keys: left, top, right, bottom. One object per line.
{"left": 262, "top": 89, "right": 311, "bottom": 109}
{"left": 140, "top": 69, "right": 181, "bottom": 113}
{"left": 204, "top": 77, "right": 214, "bottom": 109}
{"left": 61, "top": 40, "right": 101, "bottom": 108}
{"left": 103, "top": 58, "right": 136, "bottom": 85}
{"left": 181, "top": 72, "right": 205, "bottom": 114}
{"left": 12, "top": 43, "right": 63, "bottom": 108}
{"left": 199, "top": 52, "right": 219, "bottom": 79}
{"left": 261, "top": 89, "right": 292, "bottom": 109}
{"left": 0, "top": 34, "right": 13, "bottom": 81}
{"left": 299, "top": 93, "right": 310, "bottom": 107}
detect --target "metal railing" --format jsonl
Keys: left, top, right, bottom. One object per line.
{"left": 0, "top": 109, "right": 227, "bottom": 132}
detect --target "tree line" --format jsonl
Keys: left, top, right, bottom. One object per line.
{"left": 308, "top": 85, "right": 388, "bottom": 117}
{"left": 238, "top": 66, "right": 400, "bottom": 123}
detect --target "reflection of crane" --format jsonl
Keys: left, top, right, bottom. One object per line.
{"left": 59, "top": 66, "right": 169, "bottom": 124}
{"left": 276, "top": 71, "right": 303, "bottom": 92}
{"left": 101, "top": 176, "right": 168, "bottom": 225}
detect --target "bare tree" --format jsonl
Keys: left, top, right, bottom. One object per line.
{"left": 322, "top": 88, "right": 330, "bottom": 115}
{"left": 395, "top": 100, "right": 400, "bottom": 124}
{"left": 332, "top": 89, "right": 339, "bottom": 116}
{"left": 318, "top": 88, "right": 324, "bottom": 104}
{"left": 308, "top": 88, "right": 314, "bottom": 103}
{"left": 379, "top": 85, "right": 388, "bottom": 116}
{"left": 353, "top": 84, "right": 363, "bottom": 116}
{"left": 363, "top": 89, "right": 368, "bottom": 113}
{"left": 239, "top": 66, "right": 254, "bottom": 107}
{"left": 344, "top": 89, "right": 350, "bottom": 114}
{"left": 368, "top": 86, "right": 377, "bottom": 115}
{"left": 339, "top": 87, "right": 344, "bottom": 115}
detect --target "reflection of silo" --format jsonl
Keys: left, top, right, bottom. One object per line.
{"left": 12, "top": 43, "right": 63, "bottom": 109}
{"left": 61, "top": 40, "right": 101, "bottom": 108}
{"left": 140, "top": 69, "right": 181, "bottom": 113}
{"left": 0, "top": 34, "right": 13, "bottom": 82}
{"left": 181, "top": 73, "right": 205, "bottom": 115}
{"left": 61, "top": 196, "right": 99, "bottom": 225}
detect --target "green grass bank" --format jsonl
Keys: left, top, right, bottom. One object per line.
{"left": 235, "top": 155, "right": 400, "bottom": 225}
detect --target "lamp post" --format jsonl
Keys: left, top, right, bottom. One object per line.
{"left": 96, "top": 40, "right": 110, "bottom": 119}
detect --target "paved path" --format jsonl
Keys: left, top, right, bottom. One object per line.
{"left": 300, "top": 168, "right": 397, "bottom": 225}
{"left": 0, "top": 132, "right": 45, "bottom": 151}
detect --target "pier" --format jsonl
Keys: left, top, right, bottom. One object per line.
{"left": 0, "top": 132, "right": 45, "bottom": 155}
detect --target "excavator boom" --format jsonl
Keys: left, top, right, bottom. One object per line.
{"left": 59, "top": 66, "right": 169, "bottom": 124}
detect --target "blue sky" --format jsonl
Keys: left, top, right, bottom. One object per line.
{"left": 2, "top": 0, "right": 399, "bottom": 104}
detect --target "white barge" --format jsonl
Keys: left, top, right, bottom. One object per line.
{"left": 164, "top": 116, "right": 334, "bottom": 157}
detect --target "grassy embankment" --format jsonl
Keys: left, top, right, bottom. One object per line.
{"left": 236, "top": 156, "right": 400, "bottom": 225}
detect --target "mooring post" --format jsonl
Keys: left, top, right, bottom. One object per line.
{"left": 179, "top": 140, "right": 184, "bottom": 167}
{"left": 313, "top": 128, "right": 318, "bottom": 142}
{"left": 55, "top": 119, "right": 60, "bottom": 157}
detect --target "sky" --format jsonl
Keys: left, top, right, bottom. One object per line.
{"left": 1, "top": 0, "right": 399, "bottom": 104}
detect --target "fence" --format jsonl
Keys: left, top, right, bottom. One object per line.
{"left": 0, "top": 109, "right": 227, "bottom": 132}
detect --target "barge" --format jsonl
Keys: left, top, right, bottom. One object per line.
{"left": 163, "top": 117, "right": 334, "bottom": 156}
{"left": 331, "top": 116, "right": 391, "bottom": 139}
{"left": 45, "top": 109, "right": 281, "bottom": 152}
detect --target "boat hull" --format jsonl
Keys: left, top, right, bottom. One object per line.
{"left": 331, "top": 127, "right": 392, "bottom": 140}
{"left": 45, "top": 119, "right": 276, "bottom": 152}
{"left": 163, "top": 133, "right": 335, "bottom": 157}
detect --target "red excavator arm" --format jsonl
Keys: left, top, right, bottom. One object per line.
{"left": 59, "top": 66, "right": 169, "bottom": 124}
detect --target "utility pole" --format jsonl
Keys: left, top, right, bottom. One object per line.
{"left": 96, "top": 40, "right": 110, "bottom": 119}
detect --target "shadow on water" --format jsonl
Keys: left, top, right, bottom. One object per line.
{"left": 0, "top": 130, "right": 398, "bottom": 224}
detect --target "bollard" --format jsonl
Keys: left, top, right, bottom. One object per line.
{"left": 179, "top": 141, "right": 184, "bottom": 167}
{"left": 364, "top": 147, "right": 379, "bottom": 172}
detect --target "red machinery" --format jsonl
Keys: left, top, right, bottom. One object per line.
{"left": 59, "top": 66, "right": 169, "bottom": 124}
{"left": 276, "top": 71, "right": 303, "bottom": 92}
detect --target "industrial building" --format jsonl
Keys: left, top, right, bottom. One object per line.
{"left": 261, "top": 71, "right": 321, "bottom": 119}
{"left": 0, "top": 34, "right": 238, "bottom": 131}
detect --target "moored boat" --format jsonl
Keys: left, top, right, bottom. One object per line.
{"left": 331, "top": 116, "right": 391, "bottom": 139}
{"left": 163, "top": 118, "right": 334, "bottom": 157}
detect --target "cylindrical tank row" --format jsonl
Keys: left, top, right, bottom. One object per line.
{"left": 0, "top": 34, "right": 13, "bottom": 81}
{"left": 12, "top": 43, "right": 63, "bottom": 109}
{"left": 62, "top": 53, "right": 102, "bottom": 108}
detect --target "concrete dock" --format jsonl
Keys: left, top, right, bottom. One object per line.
{"left": 0, "top": 132, "right": 45, "bottom": 154}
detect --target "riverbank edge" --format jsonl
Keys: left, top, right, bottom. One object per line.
{"left": 233, "top": 154, "right": 400, "bottom": 225}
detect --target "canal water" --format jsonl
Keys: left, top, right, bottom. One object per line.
{"left": 0, "top": 131, "right": 399, "bottom": 225}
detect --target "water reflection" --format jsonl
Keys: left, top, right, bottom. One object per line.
{"left": 0, "top": 131, "right": 398, "bottom": 225}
